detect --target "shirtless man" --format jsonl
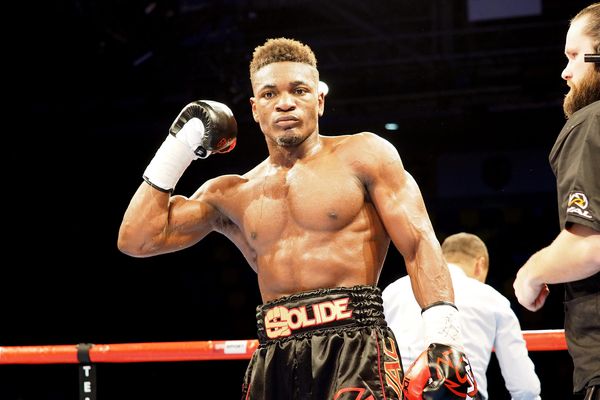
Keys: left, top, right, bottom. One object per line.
{"left": 118, "top": 37, "right": 477, "bottom": 400}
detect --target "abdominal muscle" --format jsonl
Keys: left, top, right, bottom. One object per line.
{"left": 253, "top": 209, "right": 390, "bottom": 303}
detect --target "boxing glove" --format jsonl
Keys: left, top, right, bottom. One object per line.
{"left": 169, "top": 100, "right": 237, "bottom": 159}
{"left": 143, "top": 100, "right": 237, "bottom": 192}
{"left": 402, "top": 343, "right": 477, "bottom": 400}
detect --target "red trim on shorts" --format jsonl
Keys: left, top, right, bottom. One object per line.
{"left": 374, "top": 331, "right": 388, "bottom": 400}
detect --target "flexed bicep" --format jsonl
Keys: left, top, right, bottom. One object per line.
{"left": 160, "top": 193, "right": 221, "bottom": 252}
{"left": 118, "top": 99, "right": 238, "bottom": 257}
{"left": 118, "top": 181, "right": 222, "bottom": 257}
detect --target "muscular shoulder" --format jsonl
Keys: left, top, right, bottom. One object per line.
{"left": 191, "top": 159, "right": 270, "bottom": 202}
{"left": 329, "top": 132, "right": 397, "bottom": 155}
{"left": 186, "top": 173, "right": 253, "bottom": 232}
{"left": 328, "top": 132, "right": 404, "bottom": 179}
{"left": 192, "top": 174, "right": 247, "bottom": 198}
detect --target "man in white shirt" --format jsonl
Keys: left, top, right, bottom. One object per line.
{"left": 383, "top": 232, "right": 541, "bottom": 400}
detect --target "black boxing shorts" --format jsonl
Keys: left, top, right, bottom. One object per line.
{"left": 241, "top": 285, "right": 403, "bottom": 400}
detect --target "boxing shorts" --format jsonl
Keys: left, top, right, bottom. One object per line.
{"left": 241, "top": 285, "right": 403, "bottom": 399}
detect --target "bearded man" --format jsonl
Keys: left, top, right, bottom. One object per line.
{"left": 514, "top": 3, "right": 600, "bottom": 400}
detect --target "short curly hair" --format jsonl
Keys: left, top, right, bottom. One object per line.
{"left": 249, "top": 37, "right": 318, "bottom": 83}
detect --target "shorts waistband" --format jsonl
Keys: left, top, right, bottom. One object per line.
{"left": 256, "top": 285, "right": 386, "bottom": 343}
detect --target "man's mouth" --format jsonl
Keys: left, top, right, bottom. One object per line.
{"left": 275, "top": 116, "right": 299, "bottom": 128}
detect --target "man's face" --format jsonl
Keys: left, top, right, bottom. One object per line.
{"left": 250, "top": 62, "right": 324, "bottom": 148}
{"left": 561, "top": 16, "right": 600, "bottom": 118}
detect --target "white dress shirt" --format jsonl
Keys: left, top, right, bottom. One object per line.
{"left": 382, "top": 264, "right": 541, "bottom": 400}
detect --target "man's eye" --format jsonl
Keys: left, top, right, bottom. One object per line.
{"left": 263, "top": 92, "right": 274, "bottom": 99}
{"left": 295, "top": 88, "right": 307, "bottom": 95}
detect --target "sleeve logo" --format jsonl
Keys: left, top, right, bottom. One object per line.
{"left": 567, "top": 192, "right": 593, "bottom": 220}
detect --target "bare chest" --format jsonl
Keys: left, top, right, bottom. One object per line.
{"left": 241, "top": 162, "right": 365, "bottom": 244}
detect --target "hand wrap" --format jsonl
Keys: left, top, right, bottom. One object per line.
{"left": 143, "top": 100, "right": 237, "bottom": 192}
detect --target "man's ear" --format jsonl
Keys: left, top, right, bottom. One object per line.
{"left": 318, "top": 91, "right": 325, "bottom": 117}
{"left": 250, "top": 97, "right": 259, "bottom": 122}
{"left": 474, "top": 257, "right": 488, "bottom": 283}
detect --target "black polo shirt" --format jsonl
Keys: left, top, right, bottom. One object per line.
{"left": 549, "top": 99, "right": 600, "bottom": 393}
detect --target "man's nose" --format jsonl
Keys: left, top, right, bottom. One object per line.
{"left": 561, "top": 63, "right": 572, "bottom": 81}
{"left": 276, "top": 92, "right": 296, "bottom": 111}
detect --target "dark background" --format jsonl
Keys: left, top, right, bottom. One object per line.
{"left": 4, "top": 0, "right": 592, "bottom": 398}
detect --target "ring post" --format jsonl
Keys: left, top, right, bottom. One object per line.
{"left": 77, "top": 343, "right": 96, "bottom": 400}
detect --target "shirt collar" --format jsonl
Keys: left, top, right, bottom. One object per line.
{"left": 446, "top": 262, "right": 467, "bottom": 278}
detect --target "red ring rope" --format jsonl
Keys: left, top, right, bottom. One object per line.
{"left": 0, "top": 329, "right": 565, "bottom": 365}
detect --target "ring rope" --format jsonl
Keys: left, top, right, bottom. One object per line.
{"left": 0, "top": 329, "right": 565, "bottom": 365}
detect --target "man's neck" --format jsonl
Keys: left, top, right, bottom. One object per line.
{"left": 267, "top": 134, "right": 323, "bottom": 167}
